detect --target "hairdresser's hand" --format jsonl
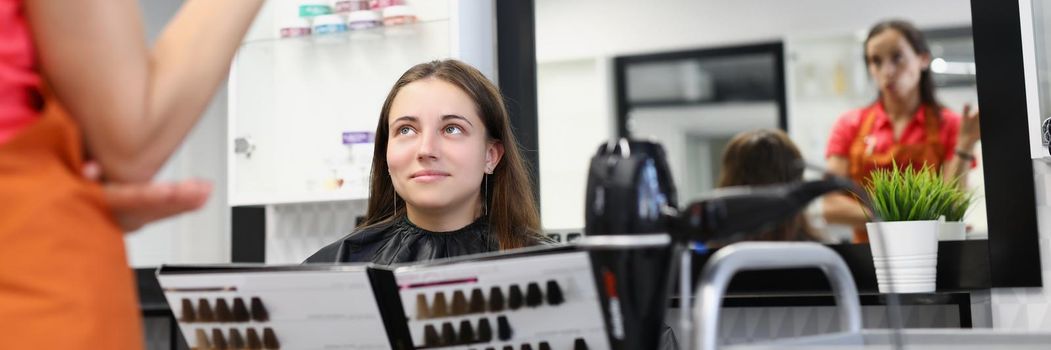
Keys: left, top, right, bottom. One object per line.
{"left": 82, "top": 162, "right": 212, "bottom": 232}
{"left": 959, "top": 104, "right": 981, "bottom": 149}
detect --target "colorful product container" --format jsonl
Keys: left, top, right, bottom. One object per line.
{"left": 299, "top": 0, "right": 333, "bottom": 17}
{"left": 347, "top": 10, "right": 382, "bottom": 30}
{"left": 369, "top": 0, "right": 403, "bottom": 10}
{"left": 332, "top": 0, "right": 370, "bottom": 13}
{"left": 279, "top": 17, "right": 313, "bottom": 38}
{"left": 313, "top": 14, "right": 349, "bottom": 35}
{"left": 381, "top": 5, "right": 417, "bottom": 26}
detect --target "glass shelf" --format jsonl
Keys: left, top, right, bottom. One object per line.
{"left": 228, "top": 18, "right": 452, "bottom": 206}
{"left": 240, "top": 17, "right": 451, "bottom": 47}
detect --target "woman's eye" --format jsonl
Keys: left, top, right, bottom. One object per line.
{"left": 444, "top": 125, "right": 464, "bottom": 135}
{"left": 397, "top": 126, "right": 416, "bottom": 135}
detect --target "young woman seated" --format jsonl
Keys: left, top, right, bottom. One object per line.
{"left": 306, "top": 60, "right": 548, "bottom": 264}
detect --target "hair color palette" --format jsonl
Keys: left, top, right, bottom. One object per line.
{"left": 178, "top": 297, "right": 270, "bottom": 324}
{"left": 159, "top": 264, "right": 392, "bottom": 349}
{"left": 393, "top": 249, "right": 610, "bottom": 350}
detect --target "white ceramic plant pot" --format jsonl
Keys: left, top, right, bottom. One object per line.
{"left": 866, "top": 220, "right": 939, "bottom": 293}
{"left": 939, "top": 221, "right": 967, "bottom": 241}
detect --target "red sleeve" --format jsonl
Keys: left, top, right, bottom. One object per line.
{"left": 939, "top": 109, "right": 977, "bottom": 168}
{"left": 826, "top": 110, "right": 861, "bottom": 158}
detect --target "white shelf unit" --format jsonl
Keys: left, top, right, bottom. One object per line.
{"left": 227, "top": 0, "right": 496, "bottom": 206}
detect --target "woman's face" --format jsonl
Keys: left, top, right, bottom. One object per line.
{"left": 386, "top": 78, "right": 502, "bottom": 213}
{"left": 865, "top": 29, "right": 930, "bottom": 102}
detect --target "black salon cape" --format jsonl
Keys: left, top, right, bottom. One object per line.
{"left": 302, "top": 215, "right": 679, "bottom": 350}
{"left": 304, "top": 215, "right": 502, "bottom": 264}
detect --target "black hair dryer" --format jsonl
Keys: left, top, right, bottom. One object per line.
{"left": 584, "top": 139, "right": 678, "bottom": 350}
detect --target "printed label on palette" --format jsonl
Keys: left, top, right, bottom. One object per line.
{"left": 394, "top": 251, "right": 611, "bottom": 350}
{"left": 157, "top": 265, "right": 390, "bottom": 350}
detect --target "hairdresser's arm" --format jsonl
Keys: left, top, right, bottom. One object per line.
{"left": 821, "top": 156, "right": 869, "bottom": 227}
{"left": 26, "top": 0, "right": 263, "bottom": 182}
{"left": 942, "top": 104, "right": 980, "bottom": 187}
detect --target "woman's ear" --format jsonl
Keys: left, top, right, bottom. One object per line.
{"left": 919, "top": 52, "right": 932, "bottom": 71}
{"left": 486, "top": 141, "right": 505, "bottom": 173}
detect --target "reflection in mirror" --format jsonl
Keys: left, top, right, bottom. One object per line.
{"left": 535, "top": 0, "right": 985, "bottom": 244}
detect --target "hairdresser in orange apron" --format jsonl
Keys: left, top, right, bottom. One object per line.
{"left": 0, "top": 0, "right": 261, "bottom": 348}
{"left": 823, "top": 20, "right": 980, "bottom": 243}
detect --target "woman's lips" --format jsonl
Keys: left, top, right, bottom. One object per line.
{"left": 410, "top": 170, "right": 450, "bottom": 182}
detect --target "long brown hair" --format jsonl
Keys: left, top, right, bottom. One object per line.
{"left": 360, "top": 59, "right": 541, "bottom": 249}
{"left": 718, "top": 129, "right": 817, "bottom": 241}
{"left": 864, "top": 20, "right": 942, "bottom": 114}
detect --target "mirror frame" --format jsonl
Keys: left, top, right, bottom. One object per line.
{"left": 970, "top": 0, "right": 1042, "bottom": 287}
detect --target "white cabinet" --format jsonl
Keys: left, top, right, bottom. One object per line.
{"left": 227, "top": 0, "right": 495, "bottom": 206}
{"left": 1020, "top": 0, "right": 1051, "bottom": 159}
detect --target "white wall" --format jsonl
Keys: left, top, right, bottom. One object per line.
{"left": 535, "top": 0, "right": 972, "bottom": 64}
{"left": 990, "top": 161, "right": 1051, "bottom": 330}
{"left": 124, "top": 0, "right": 231, "bottom": 266}
{"left": 536, "top": 59, "right": 615, "bottom": 230}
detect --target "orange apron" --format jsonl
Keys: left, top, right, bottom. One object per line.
{"left": 0, "top": 97, "right": 143, "bottom": 349}
{"left": 848, "top": 105, "right": 945, "bottom": 243}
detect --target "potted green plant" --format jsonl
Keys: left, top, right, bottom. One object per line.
{"left": 864, "top": 163, "right": 953, "bottom": 293}
{"left": 936, "top": 179, "right": 974, "bottom": 241}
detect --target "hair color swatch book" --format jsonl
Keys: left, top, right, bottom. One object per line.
{"left": 376, "top": 246, "right": 611, "bottom": 350}
{"left": 156, "top": 264, "right": 392, "bottom": 350}
{"left": 157, "top": 246, "right": 625, "bottom": 349}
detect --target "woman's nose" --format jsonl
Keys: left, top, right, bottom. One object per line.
{"left": 416, "top": 131, "right": 440, "bottom": 160}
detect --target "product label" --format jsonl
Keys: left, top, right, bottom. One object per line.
{"left": 342, "top": 131, "right": 375, "bottom": 145}
{"left": 280, "top": 27, "right": 312, "bottom": 38}
{"left": 299, "top": 4, "right": 333, "bottom": 17}
{"left": 348, "top": 21, "right": 381, "bottom": 31}
{"left": 314, "top": 23, "right": 348, "bottom": 35}
{"left": 334, "top": 1, "right": 369, "bottom": 12}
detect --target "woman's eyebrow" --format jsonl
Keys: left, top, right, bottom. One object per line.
{"left": 442, "top": 114, "right": 474, "bottom": 127}
{"left": 390, "top": 116, "right": 418, "bottom": 124}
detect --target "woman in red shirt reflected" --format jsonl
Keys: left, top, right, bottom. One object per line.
{"left": 823, "top": 20, "right": 981, "bottom": 243}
